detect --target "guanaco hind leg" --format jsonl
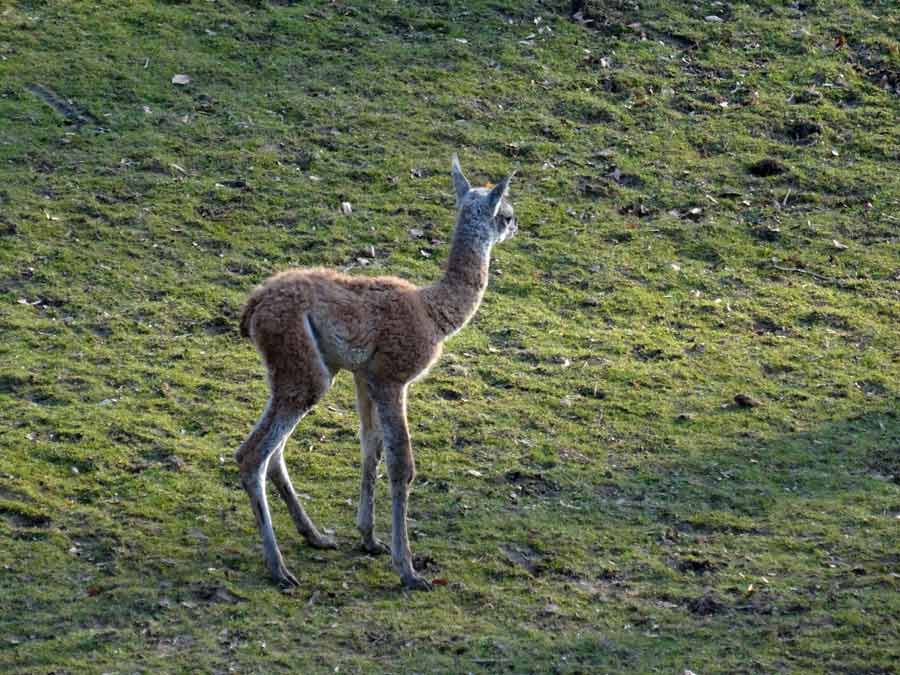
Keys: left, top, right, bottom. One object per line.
{"left": 236, "top": 316, "right": 332, "bottom": 588}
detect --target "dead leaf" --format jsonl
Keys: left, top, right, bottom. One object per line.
{"left": 752, "top": 225, "right": 781, "bottom": 241}
{"left": 431, "top": 577, "right": 449, "bottom": 586}
{"left": 194, "top": 584, "right": 247, "bottom": 604}
{"left": 734, "top": 393, "right": 761, "bottom": 408}
{"left": 217, "top": 179, "right": 248, "bottom": 189}
{"left": 444, "top": 363, "right": 469, "bottom": 378}
{"left": 501, "top": 544, "right": 543, "bottom": 575}
{"left": 187, "top": 528, "right": 209, "bottom": 544}
{"left": 572, "top": 11, "right": 592, "bottom": 26}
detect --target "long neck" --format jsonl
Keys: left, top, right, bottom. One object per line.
{"left": 422, "top": 220, "right": 493, "bottom": 339}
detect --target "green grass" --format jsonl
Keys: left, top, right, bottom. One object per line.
{"left": 1, "top": 0, "right": 899, "bottom": 672}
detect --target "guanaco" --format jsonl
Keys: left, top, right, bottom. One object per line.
{"left": 235, "top": 156, "right": 517, "bottom": 590}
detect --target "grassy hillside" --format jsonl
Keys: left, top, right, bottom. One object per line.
{"left": 1, "top": 0, "right": 898, "bottom": 672}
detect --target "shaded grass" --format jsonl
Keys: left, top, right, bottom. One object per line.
{"left": 1, "top": 0, "right": 899, "bottom": 672}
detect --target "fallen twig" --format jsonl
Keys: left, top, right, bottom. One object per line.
{"left": 26, "top": 83, "right": 99, "bottom": 126}
{"left": 768, "top": 263, "right": 847, "bottom": 286}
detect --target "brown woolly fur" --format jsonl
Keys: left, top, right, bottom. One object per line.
{"left": 235, "top": 156, "right": 516, "bottom": 591}
{"left": 242, "top": 268, "right": 438, "bottom": 389}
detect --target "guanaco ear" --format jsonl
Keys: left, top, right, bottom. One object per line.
{"left": 488, "top": 172, "right": 513, "bottom": 218}
{"left": 451, "top": 154, "right": 471, "bottom": 204}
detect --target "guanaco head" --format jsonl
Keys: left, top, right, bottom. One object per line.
{"left": 451, "top": 154, "right": 517, "bottom": 245}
